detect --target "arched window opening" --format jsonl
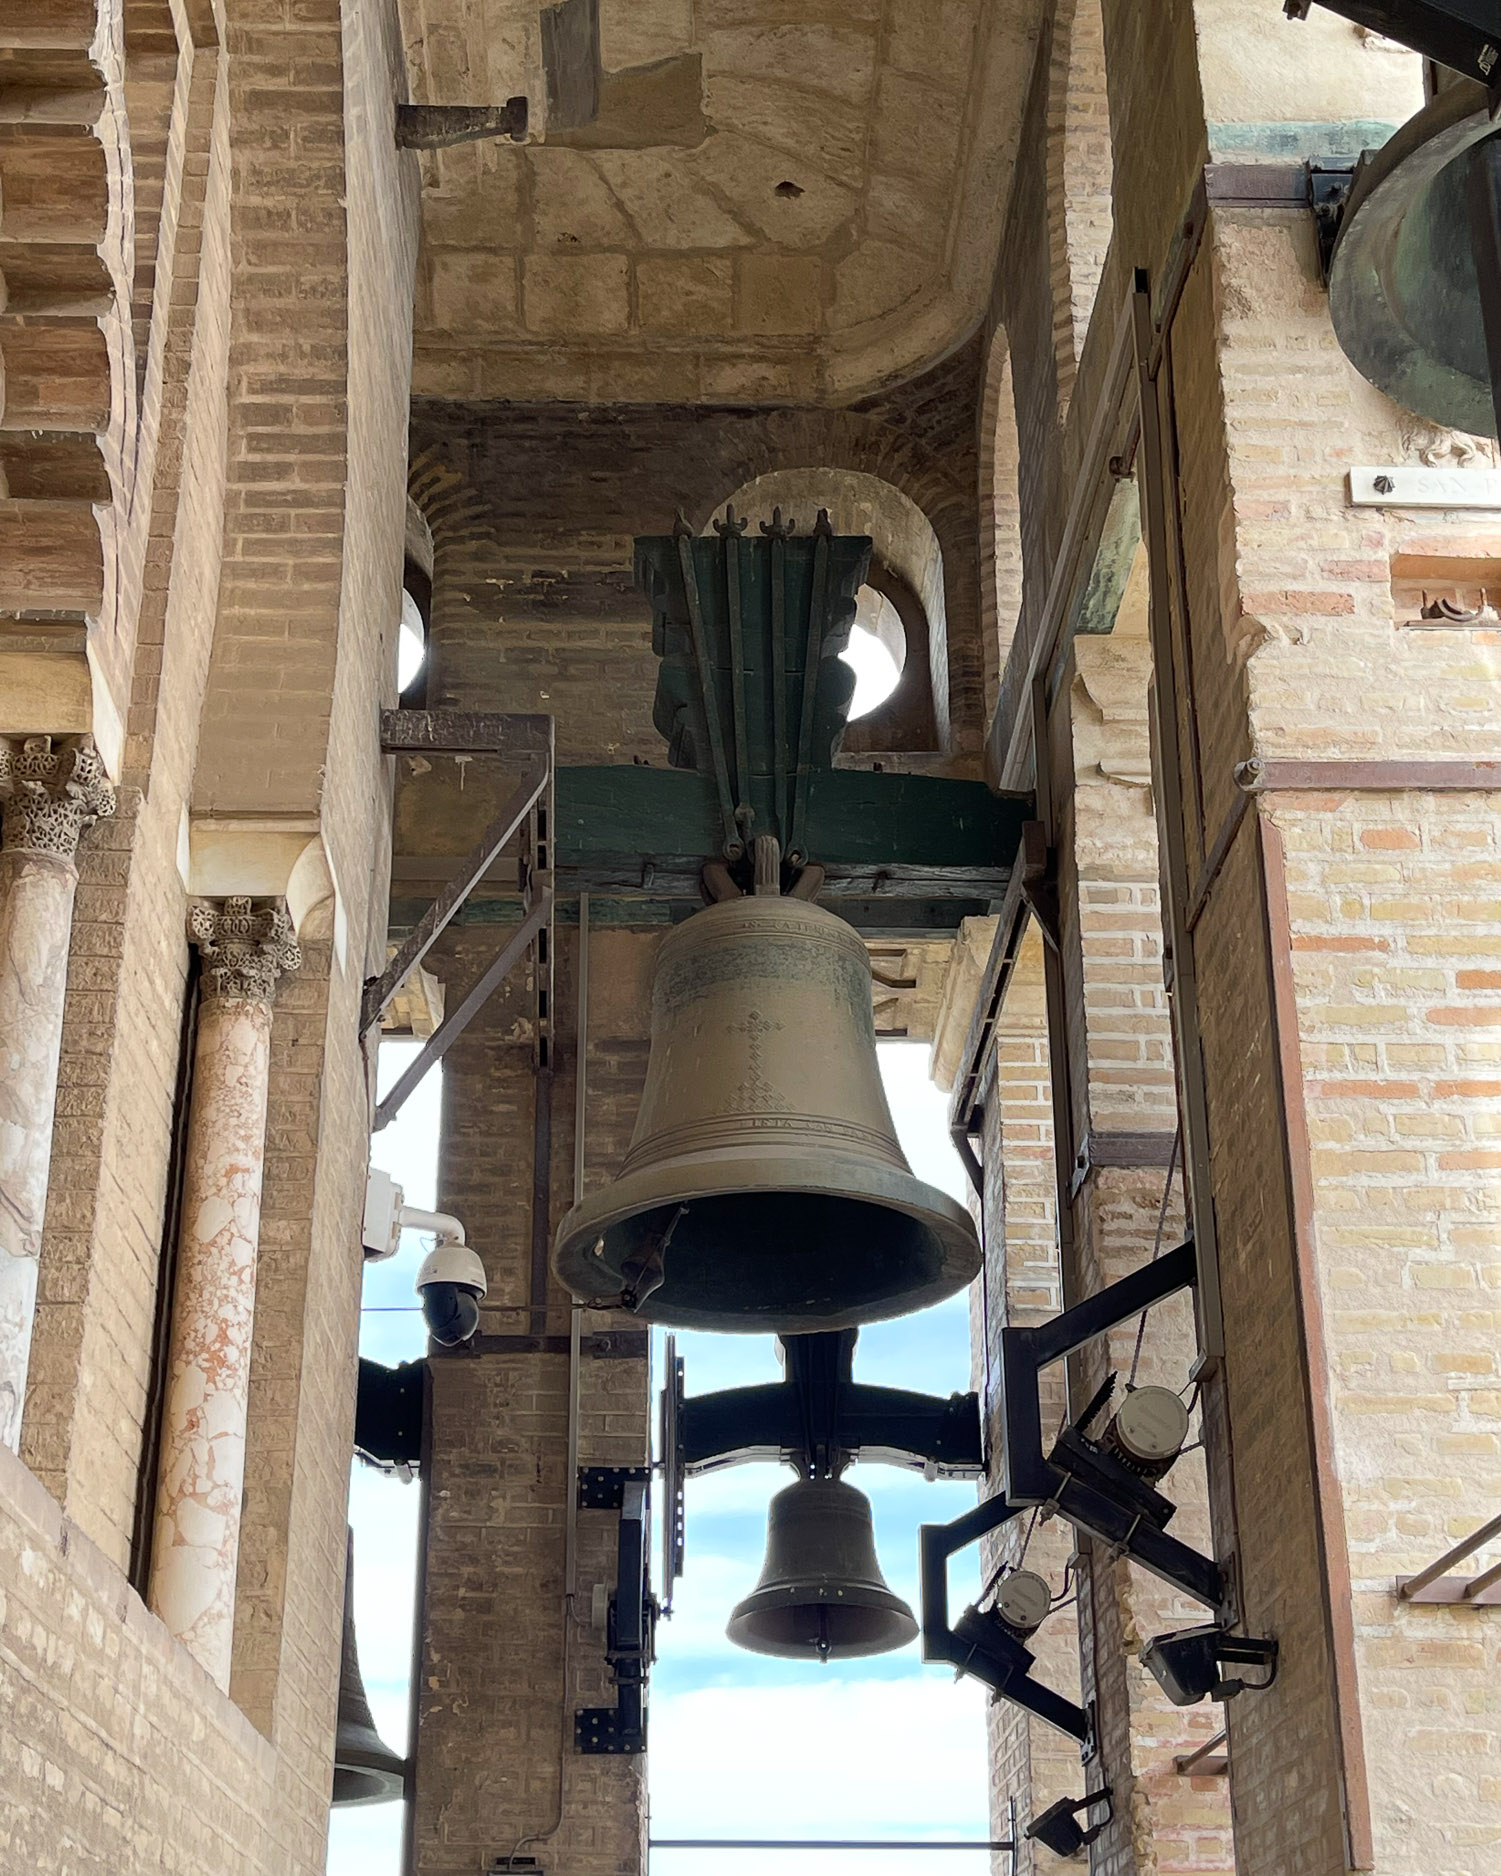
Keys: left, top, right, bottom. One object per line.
{"left": 1049, "top": 0, "right": 1115, "bottom": 416}
{"left": 400, "top": 497, "right": 435, "bottom": 704}
{"left": 980, "top": 334, "right": 1023, "bottom": 709}
{"left": 398, "top": 587, "right": 427, "bottom": 693}
{"left": 844, "top": 584, "right": 906, "bottom": 720}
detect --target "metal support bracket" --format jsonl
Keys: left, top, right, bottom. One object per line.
{"left": 575, "top": 1473, "right": 656, "bottom": 1755}
{"left": 577, "top": 1465, "right": 651, "bottom": 1510}
{"left": 368, "top": 710, "right": 556, "bottom": 1131}
{"left": 999, "top": 1240, "right": 1226, "bottom": 1612}
{"left": 920, "top": 1495, "right": 1095, "bottom": 1750}
{"left": 1397, "top": 1507, "right": 1501, "bottom": 1604}
{"left": 1307, "top": 162, "right": 1356, "bottom": 284}
{"left": 1017, "top": 819, "right": 1061, "bottom": 951}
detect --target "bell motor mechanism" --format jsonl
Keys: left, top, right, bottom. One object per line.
{"left": 993, "top": 1568, "right": 1053, "bottom": 1639}
{"left": 1101, "top": 1385, "right": 1190, "bottom": 1481}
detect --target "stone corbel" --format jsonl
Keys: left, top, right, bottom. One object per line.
{"left": 184, "top": 814, "right": 343, "bottom": 959}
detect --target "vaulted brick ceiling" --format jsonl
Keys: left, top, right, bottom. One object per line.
{"left": 399, "top": 0, "right": 1042, "bottom": 404}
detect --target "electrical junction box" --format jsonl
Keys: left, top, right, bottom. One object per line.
{"left": 362, "top": 1167, "right": 403, "bottom": 1261}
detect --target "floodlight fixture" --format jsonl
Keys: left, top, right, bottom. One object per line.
{"left": 1142, "top": 1623, "right": 1278, "bottom": 1706}
{"left": 1025, "top": 1788, "right": 1113, "bottom": 1859}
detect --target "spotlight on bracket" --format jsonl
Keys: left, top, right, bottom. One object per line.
{"left": 1025, "top": 1788, "right": 1113, "bottom": 1859}
{"left": 1142, "top": 1623, "right": 1278, "bottom": 1706}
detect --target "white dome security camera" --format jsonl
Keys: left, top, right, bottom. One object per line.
{"left": 414, "top": 1235, "right": 487, "bottom": 1346}
{"left": 363, "top": 1169, "right": 485, "bottom": 1345}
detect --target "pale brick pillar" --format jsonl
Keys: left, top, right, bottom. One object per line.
{"left": 148, "top": 896, "right": 298, "bottom": 1689}
{"left": 0, "top": 734, "right": 114, "bottom": 1452}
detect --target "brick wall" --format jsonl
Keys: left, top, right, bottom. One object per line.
{"left": 409, "top": 355, "right": 992, "bottom": 778}
{"left": 4, "top": 0, "right": 418, "bottom": 1868}
{"left": 414, "top": 926, "right": 650, "bottom": 1875}
{"left": 971, "top": 935, "right": 1083, "bottom": 1876}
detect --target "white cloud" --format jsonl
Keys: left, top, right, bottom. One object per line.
{"left": 649, "top": 1675, "right": 993, "bottom": 1837}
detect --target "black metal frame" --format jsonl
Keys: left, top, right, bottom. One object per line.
{"left": 575, "top": 1467, "right": 656, "bottom": 1755}
{"left": 999, "top": 1240, "right": 1226, "bottom": 1612}
{"left": 368, "top": 710, "right": 556, "bottom": 1131}
{"left": 919, "top": 1495, "right": 1094, "bottom": 1749}
{"left": 1285, "top": 0, "right": 1501, "bottom": 88}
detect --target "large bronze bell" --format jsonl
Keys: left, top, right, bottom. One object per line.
{"left": 727, "top": 1476, "right": 918, "bottom": 1660}
{"left": 552, "top": 894, "right": 979, "bottom": 1332}
{"left": 332, "top": 1528, "right": 406, "bottom": 1806}
{"left": 1329, "top": 80, "right": 1500, "bottom": 438}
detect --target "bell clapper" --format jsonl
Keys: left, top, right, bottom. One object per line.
{"left": 619, "top": 1202, "right": 689, "bottom": 1312}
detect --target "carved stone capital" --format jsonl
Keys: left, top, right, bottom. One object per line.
{"left": 0, "top": 735, "right": 116, "bottom": 859}
{"left": 188, "top": 895, "right": 301, "bottom": 1002}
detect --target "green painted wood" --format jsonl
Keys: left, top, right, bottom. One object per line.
{"left": 553, "top": 764, "right": 1030, "bottom": 870}
{"left": 1071, "top": 478, "right": 1140, "bottom": 638}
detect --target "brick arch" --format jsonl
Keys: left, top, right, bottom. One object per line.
{"left": 708, "top": 464, "right": 950, "bottom": 757}
{"left": 1044, "top": 0, "right": 1115, "bottom": 422}
{"left": 406, "top": 388, "right": 989, "bottom": 774}
{"left": 978, "top": 328, "right": 1023, "bottom": 717}
{"left": 684, "top": 405, "right": 985, "bottom": 771}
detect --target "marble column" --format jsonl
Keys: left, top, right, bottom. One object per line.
{"left": 149, "top": 896, "right": 299, "bottom": 1689}
{"left": 0, "top": 735, "right": 115, "bottom": 1451}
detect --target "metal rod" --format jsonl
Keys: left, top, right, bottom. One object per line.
{"left": 723, "top": 527, "right": 750, "bottom": 824}
{"left": 674, "top": 523, "right": 741, "bottom": 855}
{"left": 529, "top": 1065, "right": 553, "bottom": 1340}
{"left": 565, "top": 892, "right": 589, "bottom": 1604}
{"left": 769, "top": 523, "right": 789, "bottom": 844}
{"left": 649, "top": 1842, "right": 1016, "bottom": 1852}
{"left": 572, "top": 892, "right": 589, "bottom": 1204}
{"left": 1400, "top": 1509, "right": 1501, "bottom": 1599}
{"left": 1132, "top": 275, "right": 1225, "bottom": 1363}
{"left": 1464, "top": 1553, "right": 1501, "bottom": 1599}
{"left": 788, "top": 515, "right": 831, "bottom": 862}
{"left": 372, "top": 893, "right": 552, "bottom": 1130}
{"left": 1174, "top": 1729, "right": 1227, "bottom": 1774}
{"left": 363, "top": 760, "right": 547, "bottom": 1034}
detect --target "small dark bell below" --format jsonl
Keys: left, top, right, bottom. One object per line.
{"left": 333, "top": 1527, "right": 406, "bottom": 1807}
{"left": 727, "top": 1477, "right": 918, "bottom": 1661}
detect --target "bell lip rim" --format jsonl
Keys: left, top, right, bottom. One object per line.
{"left": 725, "top": 1594, "right": 920, "bottom": 1658}
{"left": 1327, "top": 81, "right": 1500, "bottom": 439}
{"left": 550, "top": 1157, "right": 980, "bottom": 1328}
{"left": 331, "top": 1756, "right": 407, "bottom": 1808}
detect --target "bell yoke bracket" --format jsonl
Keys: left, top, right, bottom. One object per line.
{"left": 657, "top": 1329, "right": 985, "bottom": 1609}
{"left": 671, "top": 1328, "right": 985, "bottom": 1482}
{"left": 999, "top": 1238, "right": 1226, "bottom": 1614}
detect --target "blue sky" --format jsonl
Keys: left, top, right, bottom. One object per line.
{"left": 328, "top": 1041, "right": 995, "bottom": 1876}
